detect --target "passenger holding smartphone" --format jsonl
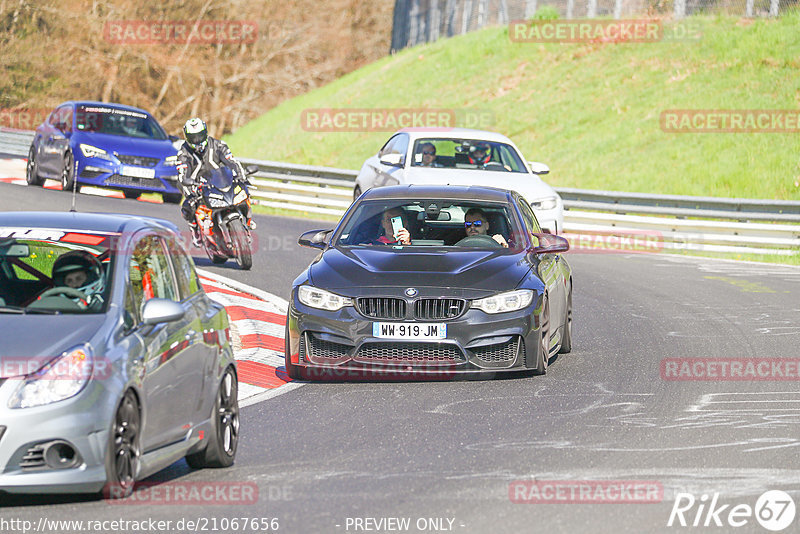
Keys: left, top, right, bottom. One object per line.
{"left": 376, "top": 207, "right": 411, "bottom": 245}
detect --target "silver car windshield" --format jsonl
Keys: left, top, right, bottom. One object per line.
{"left": 0, "top": 230, "right": 117, "bottom": 314}
{"left": 410, "top": 139, "right": 528, "bottom": 173}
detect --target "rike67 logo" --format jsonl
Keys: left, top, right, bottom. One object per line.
{"left": 668, "top": 491, "right": 796, "bottom": 531}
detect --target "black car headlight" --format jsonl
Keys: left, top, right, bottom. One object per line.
{"left": 298, "top": 285, "right": 352, "bottom": 311}
{"left": 472, "top": 289, "right": 534, "bottom": 314}
{"left": 8, "top": 345, "right": 94, "bottom": 409}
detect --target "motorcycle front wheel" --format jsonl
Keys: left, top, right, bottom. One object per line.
{"left": 229, "top": 218, "right": 253, "bottom": 270}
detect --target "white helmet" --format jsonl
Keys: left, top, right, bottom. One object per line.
{"left": 52, "top": 250, "right": 105, "bottom": 298}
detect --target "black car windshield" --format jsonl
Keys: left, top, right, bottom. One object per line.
{"left": 410, "top": 138, "right": 528, "bottom": 173}
{"left": 337, "top": 199, "right": 525, "bottom": 250}
{"left": 75, "top": 105, "right": 168, "bottom": 140}
{"left": 0, "top": 228, "right": 117, "bottom": 314}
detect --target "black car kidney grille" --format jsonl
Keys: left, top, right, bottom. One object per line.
{"left": 303, "top": 332, "right": 352, "bottom": 360}
{"left": 470, "top": 337, "right": 520, "bottom": 363}
{"left": 357, "top": 298, "right": 406, "bottom": 320}
{"left": 355, "top": 342, "right": 465, "bottom": 363}
{"left": 117, "top": 154, "right": 160, "bottom": 167}
{"left": 414, "top": 298, "right": 466, "bottom": 320}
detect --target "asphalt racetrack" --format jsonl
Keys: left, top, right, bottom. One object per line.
{"left": 1, "top": 180, "right": 799, "bottom": 533}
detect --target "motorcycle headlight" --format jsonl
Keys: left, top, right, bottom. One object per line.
{"left": 298, "top": 285, "right": 352, "bottom": 311}
{"left": 8, "top": 345, "right": 94, "bottom": 409}
{"left": 531, "top": 196, "right": 558, "bottom": 211}
{"left": 233, "top": 190, "right": 248, "bottom": 204}
{"left": 472, "top": 289, "right": 534, "bottom": 314}
{"left": 164, "top": 155, "right": 179, "bottom": 166}
{"left": 79, "top": 144, "right": 114, "bottom": 161}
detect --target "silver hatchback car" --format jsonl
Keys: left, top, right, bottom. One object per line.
{"left": 0, "top": 212, "right": 239, "bottom": 498}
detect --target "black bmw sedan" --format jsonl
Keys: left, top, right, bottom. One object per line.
{"left": 285, "top": 185, "right": 573, "bottom": 380}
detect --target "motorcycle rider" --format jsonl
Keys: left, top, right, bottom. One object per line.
{"left": 177, "top": 118, "right": 254, "bottom": 247}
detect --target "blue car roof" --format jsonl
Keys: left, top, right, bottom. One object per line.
{"left": 66, "top": 101, "right": 154, "bottom": 117}
{"left": 0, "top": 211, "right": 180, "bottom": 236}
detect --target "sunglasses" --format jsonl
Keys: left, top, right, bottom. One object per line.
{"left": 422, "top": 151, "right": 435, "bottom": 155}
{"left": 464, "top": 220, "right": 484, "bottom": 228}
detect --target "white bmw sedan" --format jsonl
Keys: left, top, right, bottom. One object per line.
{"left": 353, "top": 128, "right": 564, "bottom": 233}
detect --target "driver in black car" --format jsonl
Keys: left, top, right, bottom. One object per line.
{"left": 464, "top": 208, "right": 508, "bottom": 248}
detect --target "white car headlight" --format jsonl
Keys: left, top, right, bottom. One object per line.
{"left": 164, "top": 155, "right": 179, "bottom": 166}
{"left": 472, "top": 289, "right": 534, "bottom": 314}
{"left": 79, "top": 144, "right": 113, "bottom": 161}
{"left": 298, "top": 285, "right": 352, "bottom": 311}
{"left": 531, "top": 196, "right": 558, "bottom": 211}
{"left": 8, "top": 345, "right": 94, "bottom": 409}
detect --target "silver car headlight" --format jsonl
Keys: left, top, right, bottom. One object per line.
{"left": 8, "top": 345, "right": 94, "bottom": 409}
{"left": 531, "top": 196, "right": 558, "bottom": 211}
{"left": 298, "top": 285, "right": 352, "bottom": 311}
{"left": 472, "top": 289, "right": 534, "bottom": 314}
{"left": 79, "top": 144, "right": 114, "bottom": 161}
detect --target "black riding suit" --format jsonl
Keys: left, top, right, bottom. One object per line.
{"left": 177, "top": 137, "right": 249, "bottom": 224}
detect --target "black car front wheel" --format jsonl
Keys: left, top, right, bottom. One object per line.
{"left": 186, "top": 367, "right": 239, "bottom": 468}
{"left": 558, "top": 283, "right": 572, "bottom": 354}
{"left": 532, "top": 297, "right": 550, "bottom": 375}
{"left": 61, "top": 151, "right": 77, "bottom": 192}
{"left": 26, "top": 145, "right": 44, "bottom": 186}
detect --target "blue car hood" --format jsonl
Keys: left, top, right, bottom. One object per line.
{"left": 74, "top": 132, "right": 176, "bottom": 158}
{"left": 308, "top": 247, "right": 530, "bottom": 295}
{"left": 0, "top": 315, "right": 106, "bottom": 378}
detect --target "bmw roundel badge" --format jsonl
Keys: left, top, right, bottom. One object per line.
{"left": 404, "top": 287, "right": 418, "bottom": 297}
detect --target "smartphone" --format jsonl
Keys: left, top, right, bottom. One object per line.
{"left": 391, "top": 216, "right": 403, "bottom": 236}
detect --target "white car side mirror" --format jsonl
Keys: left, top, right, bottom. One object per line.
{"left": 380, "top": 153, "right": 404, "bottom": 167}
{"left": 528, "top": 161, "right": 550, "bottom": 175}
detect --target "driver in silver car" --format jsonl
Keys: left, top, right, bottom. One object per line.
{"left": 464, "top": 208, "right": 508, "bottom": 248}
{"left": 51, "top": 251, "right": 106, "bottom": 309}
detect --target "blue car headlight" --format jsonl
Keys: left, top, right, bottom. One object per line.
{"left": 79, "top": 144, "right": 114, "bottom": 161}
{"left": 298, "top": 285, "right": 352, "bottom": 311}
{"left": 8, "top": 345, "right": 95, "bottom": 409}
{"left": 472, "top": 289, "right": 534, "bottom": 314}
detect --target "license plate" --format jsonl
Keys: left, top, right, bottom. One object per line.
{"left": 121, "top": 165, "right": 155, "bottom": 179}
{"left": 373, "top": 322, "right": 446, "bottom": 340}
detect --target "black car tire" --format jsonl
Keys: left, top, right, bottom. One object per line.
{"left": 102, "top": 390, "right": 140, "bottom": 499}
{"left": 532, "top": 297, "right": 550, "bottom": 375}
{"left": 353, "top": 185, "right": 362, "bottom": 201}
{"left": 558, "top": 283, "right": 572, "bottom": 354}
{"left": 229, "top": 218, "right": 252, "bottom": 270}
{"left": 26, "top": 145, "right": 45, "bottom": 186}
{"left": 186, "top": 367, "right": 239, "bottom": 469}
{"left": 284, "top": 321, "right": 303, "bottom": 379}
{"left": 123, "top": 190, "right": 141, "bottom": 200}
{"left": 61, "top": 151, "right": 77, "bottom": 192}
{"left": 163, "top": 193, "right": 182, "bottom": 204}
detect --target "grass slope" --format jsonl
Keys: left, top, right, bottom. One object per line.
{"left": 226, "top": 15, "right": 800, "bottom": 200}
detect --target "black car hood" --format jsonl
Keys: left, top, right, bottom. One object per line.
{"left": 0, "top": 315, "right": 106, "bottom": 378}
{"left": 308, "top": 247, "right": 530, "bottom": 295}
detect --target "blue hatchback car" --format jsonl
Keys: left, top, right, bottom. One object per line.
{"left": 26, "top": 101, "right": 183, "bottom": 203}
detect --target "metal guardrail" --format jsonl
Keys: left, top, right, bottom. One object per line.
{"left": 2, "top": 130, "right": 798, "bottom": 255}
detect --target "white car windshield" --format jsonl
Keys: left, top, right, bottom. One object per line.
{"left": 410, "top": 138, "right": 528, "bottom": 173}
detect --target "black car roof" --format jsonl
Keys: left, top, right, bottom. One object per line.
{"left": 360, "top": 185, "right": 515, "bottom": 202}
{"left": 0, "top": 211, "right": 179, "bottom": 235}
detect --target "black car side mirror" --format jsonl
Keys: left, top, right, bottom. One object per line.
{"left": 531, "top": 232, "right": 569, "bottom": 254}
{"left": 299, "top": 229, "right": 333, "bottom": 249}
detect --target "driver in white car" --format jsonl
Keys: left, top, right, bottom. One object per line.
{"left": 464, "top": 208, "right": 508, "bottom": 248}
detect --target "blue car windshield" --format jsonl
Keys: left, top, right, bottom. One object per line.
{"left": 76, "top": 105, "right": 168, "bottom": 140}
{"left": 0, "top": 229, "right": 117, "bottom": 314}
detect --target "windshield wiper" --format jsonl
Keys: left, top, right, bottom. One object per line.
{"left": 22, "top": 308, "right": 62, "bottom": 315}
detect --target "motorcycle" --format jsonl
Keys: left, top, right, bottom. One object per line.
{"left": 193, "top": 165, "right": 257, "bottom": 270}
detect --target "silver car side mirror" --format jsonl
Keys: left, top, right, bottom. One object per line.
{"left": 141, "top": 298, "right": 185, "bottom": 325}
